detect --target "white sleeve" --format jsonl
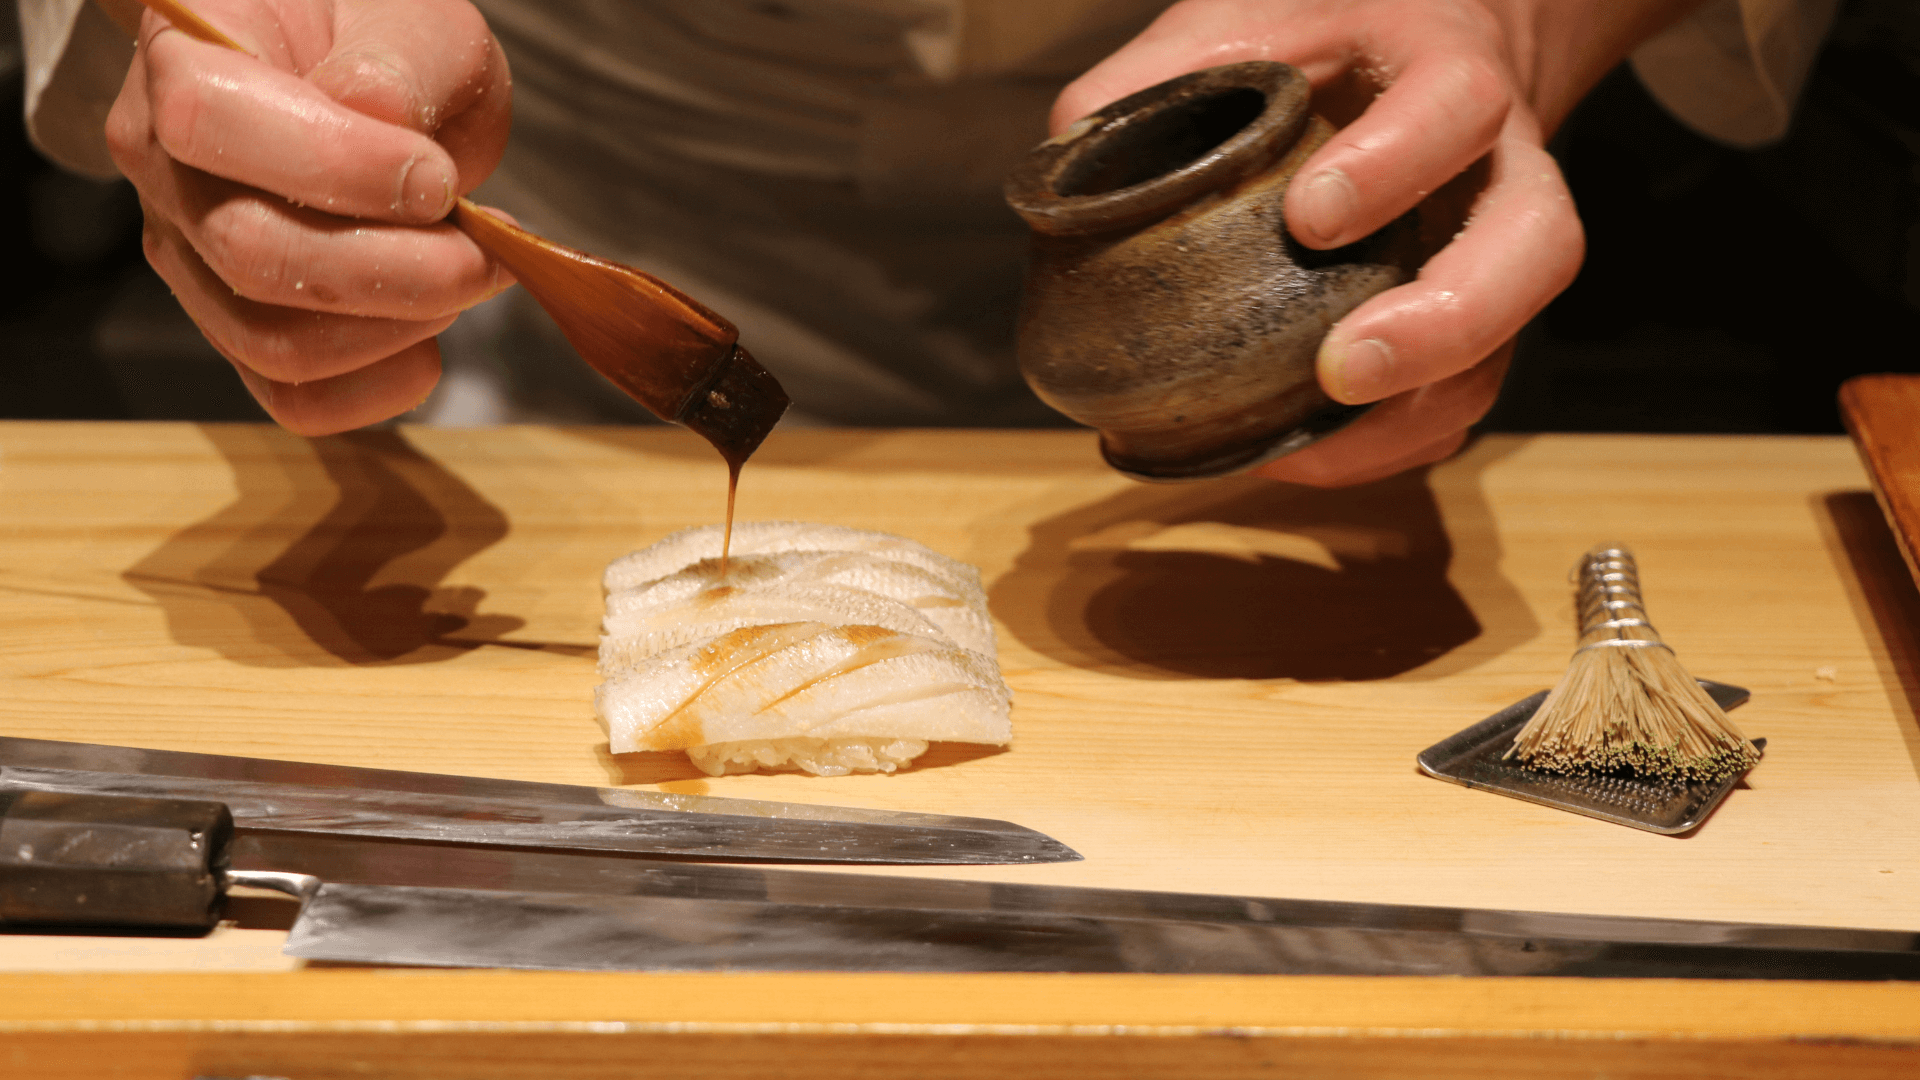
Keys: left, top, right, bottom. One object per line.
{"left": 1630, "top": 0, "right": 1842, "bottom": 148}
{"left": 19, "top": 0, "right": 136, "bottom": 177}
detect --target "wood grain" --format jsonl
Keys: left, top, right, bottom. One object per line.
{"left": 2, "top": 422, "right": 1918, "bottom": 1075}
{"left": 11, "top": 1029, "right": 1918, "bottom": 1080}
{"left": 6, "top": 973, "right": 1920, "bottom": 1078}
{"left": 1841, "top": 373, "right": 1920, "bottom": 591}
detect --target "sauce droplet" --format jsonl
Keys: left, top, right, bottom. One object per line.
{"left": 678, "top": 345, "right": 786, "bottom": 581}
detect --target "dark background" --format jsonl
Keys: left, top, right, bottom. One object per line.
{"left": 5, "top": 1, "right": 1917, "bottom": 433}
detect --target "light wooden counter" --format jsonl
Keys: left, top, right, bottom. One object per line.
{"left": 1, "top": 422, "right": 1916, "bottom": 1077}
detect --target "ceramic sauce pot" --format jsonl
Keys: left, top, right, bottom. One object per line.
{"left": 1004, "top": 61, "right": 1418, "bottom": 481}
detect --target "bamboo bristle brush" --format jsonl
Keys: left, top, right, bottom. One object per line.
{"left": 1506, "top": 545, "right": 1761, "bottom": 782}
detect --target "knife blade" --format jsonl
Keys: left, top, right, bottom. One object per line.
{"left": 11, "top": 793, "right": 1913, "bottom": 979}
{"left": 279, "top": 881, "right": 1919, "bottom": 978}
{"left": 0, "top": 736, "right": 1078, "bottom": 865}
{"left": 236, "top": 832, "right": 1917, "bottom": 978}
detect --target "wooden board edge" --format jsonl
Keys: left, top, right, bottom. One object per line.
{"left": 9, "top": 971, "right": 1920, "bottom": 1040}
{"left": 6, "top": 1028, "right": 1920, "bottom": 1080}
{"left": 1839, "top": 373, "right": 1920, "bottom": 590}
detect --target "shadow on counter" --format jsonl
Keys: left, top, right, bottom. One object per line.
{"left": 989, "top": 436, "right": 1536, "bottom": 682}
{"left": 123, "top": 424, "right": 590, "bottom": 667}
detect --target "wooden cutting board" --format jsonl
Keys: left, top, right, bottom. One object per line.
{"left": 3, "top": 422, "right": 1919, "bottom": 1078}
{"left": 0, "top": 422, "right": 1914, "bottom": 929}
{"left": 1841, "top": 373, "right": 1920, "bottom": 590}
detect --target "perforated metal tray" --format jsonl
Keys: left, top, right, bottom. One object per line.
{"left": 1417, "top": 681, "right": 1762, "bottom": 834}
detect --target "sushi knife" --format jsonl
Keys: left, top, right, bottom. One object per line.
{"left": 7, "top": 791, "right": 1916, "bottom": 980}
{"left": 0, "top": 736, "right": 1079, "bottom": 866}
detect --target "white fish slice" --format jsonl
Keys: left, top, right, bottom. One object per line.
{"left": 606, "top": 551, "right": 993, "bottom": 657}
{"left": 600, "top": 585, "right": 949, "bottom": 673}
{"left": 606, "top": 553, "right": 980, "bottom": 618}
{"left": 603, "top": 625, "right": 1002, "bottom": 749}
{"left": 595, "top": 621, "right": 831, "bottom": 735}
{"left": 597, "top": 525, "right": 1011, "bottom": 776}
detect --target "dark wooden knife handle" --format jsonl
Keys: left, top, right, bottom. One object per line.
{"left": 1839, "top": 374, "right": 1920, "bottom": 590}
{"left": 0, "top": 790, "right": 232, "bottom": 930}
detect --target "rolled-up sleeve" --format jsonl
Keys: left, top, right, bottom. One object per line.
{"left": 20, "top": 0, "right": 137, "bottom": 176}
{"left": 1630, "top": 0, "right": 1842, "bottom": 147}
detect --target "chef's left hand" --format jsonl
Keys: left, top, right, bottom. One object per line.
{"left": 1055, "top": 0, "right": 1702, "bottom": 487}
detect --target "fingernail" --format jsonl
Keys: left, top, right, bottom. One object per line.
{"left": 1328, "top": 337, "right": 1394, "bottom": 402}
{"left": 399, "top": 155, "right": 454, "bottom": 221}
{"left": 1294, "top": 169, "right": 1357, "bottom": 246}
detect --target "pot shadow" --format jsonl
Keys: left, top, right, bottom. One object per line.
{"left": 990, "top": 444, "right": 1533, "bottom": 681}
{"left": 123, "top": 425, "right": 586, "bottom": 667}
{"left": 1816, "top": 490, "right": 1920, "bottom": 777}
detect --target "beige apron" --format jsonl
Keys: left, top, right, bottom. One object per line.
{"left": 436, "top": 0, "right": 1172, "bottom": 426}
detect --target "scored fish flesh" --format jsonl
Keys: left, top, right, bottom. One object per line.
{"left": 596, "top": 523, "right": 1012, "bottom": 776}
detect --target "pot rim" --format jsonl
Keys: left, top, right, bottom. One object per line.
{"left": 1004, "top": 60, "right": 1311, "bottom": 238}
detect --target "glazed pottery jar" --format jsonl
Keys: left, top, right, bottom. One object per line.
{"left": 1004, "top": 61, "right": 1417, "bottom": 481}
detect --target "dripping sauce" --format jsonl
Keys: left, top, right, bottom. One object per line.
{"left": 675, "top": 343, "right": 788, "bottom": 579}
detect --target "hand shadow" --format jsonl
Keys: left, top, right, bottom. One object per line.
{"left": 991, "top": 446, "right": 1533, "bottom": 681}
{"left": 122, "top": 425, "right": 577, "bottom": 667}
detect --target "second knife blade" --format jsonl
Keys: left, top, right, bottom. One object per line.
{"left": 0, "top": 736, "right": 1079, "bottom": 865}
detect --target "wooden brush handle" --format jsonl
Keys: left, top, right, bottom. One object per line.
{"left": 136, "top": 0, "right": 248, "bottom": 51}
{"left": 1571, "top": 546, "right": 1666, "bottom": 652}
{"left": 448, "top": 200, "right": 738, "bottom": 420}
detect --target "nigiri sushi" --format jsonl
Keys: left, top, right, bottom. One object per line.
{"left": 596, "top": 523, "right": 1011, "bottom": 776}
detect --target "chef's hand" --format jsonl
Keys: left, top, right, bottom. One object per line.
{"left": 1056, "top": 0, "right": 1701, "bottom": 486}
{"left": 106, "top": 0, "right": 512, "bottom": 435}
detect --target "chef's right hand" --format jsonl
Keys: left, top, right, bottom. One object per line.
{"left": 106, "top": 0, "right": 513, "bottom": 435}
{"left": 1056, "top": 0, "right": 1703, "bottom": 487}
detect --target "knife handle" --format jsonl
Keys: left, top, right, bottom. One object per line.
{"left": 0, "top": 790, "right": 233, "bottom": 931}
